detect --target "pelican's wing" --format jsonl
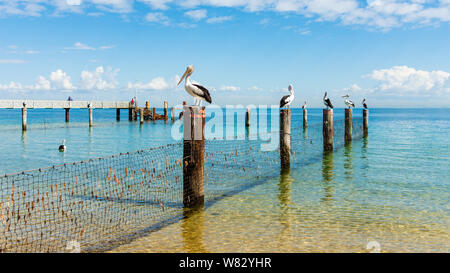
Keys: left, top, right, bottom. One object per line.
{"left": 192, "top": 84, "right": 212, "bottom": 103}
{"left": 280, "top": 95, "right": 290, "bottom": 108}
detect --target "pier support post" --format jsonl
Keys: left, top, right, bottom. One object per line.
{"left": 171, "top": 107, "right": 175, "bottom": 122}
{"left": 245, "top": 108, "right": 251, "bottom": 127}
{"left": 22, "top": 106, "right": 27, "bottom": 131}
{"left": 139, "top": 108, "right": 144, "bottom": 124}
{"left": 65, "top": 108, "right": 70, "bottom": 123}
{"left": 345, "top": 108, "right": 353, "bottom": 143}
{"left": 146, "top": 101, "right": 149, "bottom": 110}
{"left": 116, "top": 108, "right": 120, "bottom": 121}
{"left": 303, "top": 109, "right": 307, "bottom": 129}
{"left": 88, "top": 105, "right": 93, "bottom": 127}
{"left": 164, "top": 101, "right": 168, "bottom": 121}
{"left": 128, "top": 106, "right": 133, "bottom": 121}
{"left": 323, "top": 109, "right": 333, "bottom": 151}
{"left": 280, "top": 109, "right": 291, "bottom": 170}
{"left": 183, "top": 106, "right": 205, "bottom": 208}
{"left": 152, "top": 107, "right": 156, "bottom": 121}
{"left": 363, "top": 109, "right": 369, "bottom": 137}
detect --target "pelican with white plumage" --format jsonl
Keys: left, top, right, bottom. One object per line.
{"left": 280, "top": 84, "right": 295, "bottom": 108}
{"left": 342, "top": 94, "right": 355, "bottom": 109}
{"left": 177, "top": 65, "right": 212, "bottom": 106}
{"left": 323, "top": 91, "right": 333, "bottom": 109}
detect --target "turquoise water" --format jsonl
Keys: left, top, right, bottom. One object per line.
{"left": 0, "top": 108, "right": 449, "bottom": 252}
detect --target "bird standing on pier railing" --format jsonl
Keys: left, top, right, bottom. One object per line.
{"left": 342, "top": 94, "right": 355, "bottom": 109}
{"left": 323, "top": 91, "right": 333, "bottom": 109}
{"left": 280, "top": 84, "right": 295, "bottom": 108}
{"left": 177, "top": 65, "right": 212, "bottom": 106}
{"left": 58, "top": 139, "right": 66, "bottom": 152}
{"left": 362, "top": 98, "right": 368, "bottom": 109}
{"left": 302, "top": 101, "right": 307, "bottom": 109}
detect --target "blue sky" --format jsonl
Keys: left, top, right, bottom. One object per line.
{"left": 0, "top": 0, "right": 449, "bottom": 107}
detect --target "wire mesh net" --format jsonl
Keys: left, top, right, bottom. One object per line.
{"left": 0, "top": 114, "right": 364, "bottom": 253}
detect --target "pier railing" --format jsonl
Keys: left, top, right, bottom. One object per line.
{"left": 0, "top": 116, "right": 364, "bottom": 253}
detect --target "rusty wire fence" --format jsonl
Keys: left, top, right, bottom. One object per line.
{"left": 0, "top": 117, "right": 363, "bottom": 253}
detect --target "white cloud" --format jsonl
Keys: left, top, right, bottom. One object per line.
{"left": 145, "top": 12, "right": 170, "bottom": 25}
{"left": 128, "top": 77, "right": 170, "bottom": 90}
{"left": 366, "top": 65, "right": 450, "bottom": 95}
{"left": 206, "top": 16, "right": 233, "bottom": 24}
{"left": 80, "top": 66, "right": 119, "bottom": 90}
{"left": 219, "top": 85, "right": 240, "bottom": 91}
{"left": 185, "top": 9, "right": 207, "bottom": 21}
{"left": 49, "top": 69, "right": 76, "bottom": 90}
{"left": 0, "top": 59, "right": 27, "bottom": 64}
{"left": 138, "top": 0, "right": 173, "bottom": 10}
{"left": 64, "top": 42, "right": 114, "bottom": 51}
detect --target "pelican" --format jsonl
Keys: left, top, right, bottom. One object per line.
{"left": 302, "top": 101, "right": 307, "bottom": 109}
{"left": 323, "top": 92, "right": 333, "bottom": 109}
{"left": 362, "top": 98, "right": 368, "bottom": 109}
{"left": 342, "top": 94, "right": 355, "bottom": 109}
{"left": 58, "top": 139, "right": 66, "bottom": 152}
{"left": 177, "top": 65, "right": 212, "bottom": 106}
{"left": 280, "top": 84, "right": 294, "bottom": 108}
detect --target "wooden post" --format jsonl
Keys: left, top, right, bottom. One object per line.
{"left": 363, "top": 109, "right": 369, "bottom": 137}
{"left": 152, "top": 107, "right": 156, "bottom": 121}
{"left": 22, "top": 106, "right": 27, "bottom": 131}
{"left": 183, "top": 106, "right": 205, "bottom": 207}
{"left": 116, "top": 108, "right": 120, "bottom": 121}
{"left": 345, "top": 108, "right": 353, "bottom": 143}
{"left": 89, "top": 106, "right": 93, "bottom": 127}
{"left": 323, "top": 109, "right": 333, "bottom": 151}
{"left": 245, "top": 108, "right": 250, "bottom": 127}
{"left": 280, "top": 109, "right": 291, "bottom": 170}
{"left": 139, "top": 108, "right": 144, "bottom": 124}
{"left": 164, "top": 101, "right": 168, "bottom": 121}
{"left": 303, "top": 108, "right": 307, "bottom": 129}
{"left": 146, "top": 101, "right": 149, "bottom": 110}
{"left": 133, "top": 108, "right": 137, "bottom": 121}
{"left": 128, "top": 106, "right": 133, "bottom": 121}
{"left": 65, "top": 108, "right": 70, "bottom": 123}
{"left": 171, "top": 107, "right": 175, "bottom": 122}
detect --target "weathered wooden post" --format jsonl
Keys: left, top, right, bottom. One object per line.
{"left": 128, "top": 103, "right": 133, "bottom": 121}
{"left": 183, "top": 106, "right": 205, "bottom": 207}
{"left": 65, "top": 108, "right": 70, "bottom": 123}
{"left": 171, "top": 107, "right": 175, "bottom": 122}
{"left": 303, "top": 108, "right": 307, "bottom": 129}
{"left": 323, "top": 109, "right": 333, "bottom": 151}
{"left": 280, "top": 109, "right": 291, "bottom": 170}
{"left": 139, "top": 108, "right": 144, "bottom": 124}
{"left": 345, "top": 108, "right": 352, "bottom": 143}
{"left": 363, "top": 109, "right": 369, "bottom": 137}
{"left": 116, "top": 108, "right": 120, "bottom": 121}
{"left": 88, "top": 104, "right": 93, "bottom": 127}
{"left": 245, "top": 108, "right": 251, "bottom": 127}
{"left": 164, "top": 101, "right": 168, "bottom": 121}
{"left": 22, "top": 104, "right": 27, "bottom": 131}
{"left": 146, "top": 101, "right": 149, "bottom": 110}
{"left": 152, "top": 107, "right": 156, "bottom": 121}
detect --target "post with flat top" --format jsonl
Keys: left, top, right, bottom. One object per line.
{"left": 323, "top": 109, "right": 333, "bottom": 151}
{"left": 139, "top": 108, "right": 144, "bottom": 124}
{"left": 171, "top": 107, "right": 175, "bottom": 122}
{"left": 345, "top": 108, "right": 352, "bottom": 143}
{"left": 363, "top": 109, "right": 369, "bottom": 137}
{"left": 183, "top": 106, "right": 205, "bottom": 208}
{"left": 65, "top": 108, "right": 70, "bottom": 123}
{"left": 164, "top": 101, "right": 168, "bottom": 121}
{"left": 245, "top": 108, "right": 251, "bottom": 127}
{"left": 128, "top": 103, "right": 133, "bottom": 121}
{"left": 280, "top": 109, "right": 291, "bottom": 170}
{"left": 152, "top": 107, "right": 156, "bottom": 121}
{"left": 88, "top": 104, "right": 93, "bottom": 127}
{"left": 116, "top": 108, "right": 120, "bottom": 121}
{"left": 303, "top": 108, "right": 307, "bottom": 129}
{"left": 22, "top": 104, "right": 27, "bottom": 131}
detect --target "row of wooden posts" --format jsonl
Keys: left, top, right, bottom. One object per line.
{"left": 183, "top": 106, "right": 369, "bottom": 207}
{"left": 20, "top": 101, "right": 188, "bottom": 131}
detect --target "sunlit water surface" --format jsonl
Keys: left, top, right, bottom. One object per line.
{"left": 0, "top": 108, "right": 448, "bottom": 252}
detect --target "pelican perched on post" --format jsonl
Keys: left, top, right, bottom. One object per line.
{"left": 362, "top": 98, "right": 368, "bottom": 109}
{"left": 58, "top": 139, "right": 66, "bottom": 152}
{"left": 342, "top": 94, "right": 355, "bottom": 109}
{"left": 302, "top": 101, "right": 307, "bottom": 109}
{"left": 280, "top": 84, "right": 294, "bottom": 108}
{"left": 323, "top": 91, "right": 333, "bottom": 109}
{"left": 177, "top": 65, "right": 212, "bottom": 106}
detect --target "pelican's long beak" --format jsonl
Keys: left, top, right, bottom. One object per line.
{"left": 177, "top": 69, "right": 188, "bottom": 86}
